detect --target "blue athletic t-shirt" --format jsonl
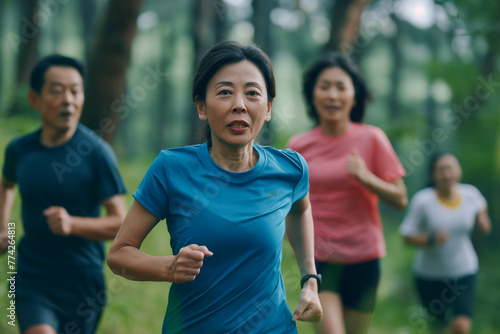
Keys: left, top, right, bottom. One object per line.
{"left": 2, "top": 124, "right": 126, "bottom": 274}
{"left": 133, "top": 143, "right": 309, "bottom": 334}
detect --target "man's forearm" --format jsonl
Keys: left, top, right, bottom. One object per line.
{"left": 0, "top": 179, "right": 16, "bottom": 233}
{"left": 69, "top": 214, "right": 124, "bottom": 240}
{"left": 0, "top": 178, "right": 16, "bottom": 253}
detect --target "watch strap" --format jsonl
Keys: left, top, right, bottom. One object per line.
{"left": 300, "top": 273, "right": 322, "bottom": 292}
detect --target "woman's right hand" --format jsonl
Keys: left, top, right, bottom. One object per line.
{"left": 170, "top": 244, "right": 213, "bottom": 283}
{"left": 434, "top": 230, "right": 449, "bottom": 244}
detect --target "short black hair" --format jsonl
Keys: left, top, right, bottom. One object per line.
{"left": 303, "top": 52, "right": 371, "bottom": 125}
{"left": 192, "top": 41, "right": 276, "bottom": 142}
{"left": 30, "top": 54, "right": 85, "bottom": 93}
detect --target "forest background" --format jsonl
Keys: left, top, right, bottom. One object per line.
{"left": 0, "top": 0, "right": 499, "bottom": 333}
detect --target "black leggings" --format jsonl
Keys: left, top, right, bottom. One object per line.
{"left": 315, "top": 259, "right": 381, "bottom": 312}
{"left": 416, "top": 274, "right": 476, "bottom": 326}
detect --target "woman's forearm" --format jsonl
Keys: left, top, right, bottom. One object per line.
{"left": 285, "top": 196, "right": 316, "bottom": 277}
{"left": 360, "top": 174, "right": 408, "bottom": 210}
{"left": 107, "top": 245, "right": 174, "bottom": 282}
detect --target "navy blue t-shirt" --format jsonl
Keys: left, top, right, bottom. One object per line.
{"left": 2, "top": 124, "right": 126, "bottom": 274}
{"left": 134, "top": 143, "right": 309, "bottom": 334}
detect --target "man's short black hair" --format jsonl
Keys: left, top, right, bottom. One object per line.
{"left": 30, "top": 54, "right": 85, "bottom": 93}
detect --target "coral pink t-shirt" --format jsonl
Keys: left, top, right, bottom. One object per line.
{"left": 287, "top": 123, "right": 406, "bottom": 264}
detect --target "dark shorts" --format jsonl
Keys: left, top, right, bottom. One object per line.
{"left": 315, "top": 259, "right": 381, "bottom": 312}
{"left": 416, "top": 274, "right": 476, "bottom": 326}
{"left": 16, "top": 270, "right": 106, "bottom": 334}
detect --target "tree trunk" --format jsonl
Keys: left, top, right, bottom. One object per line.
{"left": 214, "top": 0, "right": 227, "bottom": 43}
{"left": 80, "top": 0, "right": 98, "bottom": 64}
{"left": 477, "top": 39, "right": 499, "bottom": 243}
{"left": 15, "top": 0, "right": 39, "bottom": 86}
{"left": 494, "top": 111, "right": 500, "bottom": 239}
{"left": 388, "top": 12, "right": 402, "bottom": 121}
{"left": 324, "top": 0, "right": 371, "bottom": 54}
{"left": 156, "top": 23, "right": 172, "bottom": 153}
{"left": 0, "top": 2, "right": 5, "bottom": 115}
{"left": 115, "top": 83, "right": 132, "bottom": 161}
{"left": 7, "top": 0, "right": 39, "bottom": 116}
{"left": 252, "top": 0, "right": 274, "bottom": 53}
{"left": 80, "top": 0, "right": 144, "bottom": 143}
{"left": 252, "top": 0, "right": 275, "bottom": 145}
{"left": 187, "top": 0, "right": 227, "bottom": 144}
{"left": 192, "top": 0, "right": 216, "bottom": 72}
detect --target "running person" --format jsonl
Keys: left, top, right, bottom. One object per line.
{"left": 107, "top": 41, "right": 322, "bottom": 333}
{"left": 0, "top": 55, "right": 126, "bottom": 334}
{"left": 400, "top": 152, "right": 491, "bottom": 334}
{"left": 287, "top": 52, "right": 407, "bottom": 334}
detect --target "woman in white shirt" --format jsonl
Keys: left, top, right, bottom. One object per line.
{"left": 400, "top": 152, "right": 491, "bottom": 334}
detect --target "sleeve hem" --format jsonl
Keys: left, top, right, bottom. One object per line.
{"left": 133, "top": 192, "right": 164, "bottom": 220}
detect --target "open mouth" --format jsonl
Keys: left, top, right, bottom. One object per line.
{"left": 59, "top": 109, "right": 74, "bottom": 117}
{"left": 227, "top": 121, "right": 249, "bottom": 129}
{"left": 59, "top": 112, "right": 73, "bottom": 118}
{"left": 228, "top": 123, "right": 247, "bottom": 128}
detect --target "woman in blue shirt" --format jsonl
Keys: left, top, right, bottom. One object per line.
{"left": 107, "top": 41, "right": 322, "bottom": 333}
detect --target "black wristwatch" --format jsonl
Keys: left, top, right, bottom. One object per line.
{"left": 300, "top": 274, "right": 322, "bottom": 292}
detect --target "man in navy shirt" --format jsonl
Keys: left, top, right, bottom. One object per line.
{"left": 0, "top": 55, "right": 126, "bottom": 334}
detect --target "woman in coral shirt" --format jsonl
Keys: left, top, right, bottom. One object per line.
{"left": 287, "top": 53, "right": 407, "bottom": 334}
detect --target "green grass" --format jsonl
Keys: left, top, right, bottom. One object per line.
{"left": 1, "top": 116, "right": 499, "bottom": 333}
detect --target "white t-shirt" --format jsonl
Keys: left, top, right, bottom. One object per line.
{"left": 399, "top": 184, "right": 486, "bottom": 279}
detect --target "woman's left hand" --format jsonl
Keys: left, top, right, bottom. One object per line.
{"left": 292, "top": 281, "right": 323, "bottom": 322}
